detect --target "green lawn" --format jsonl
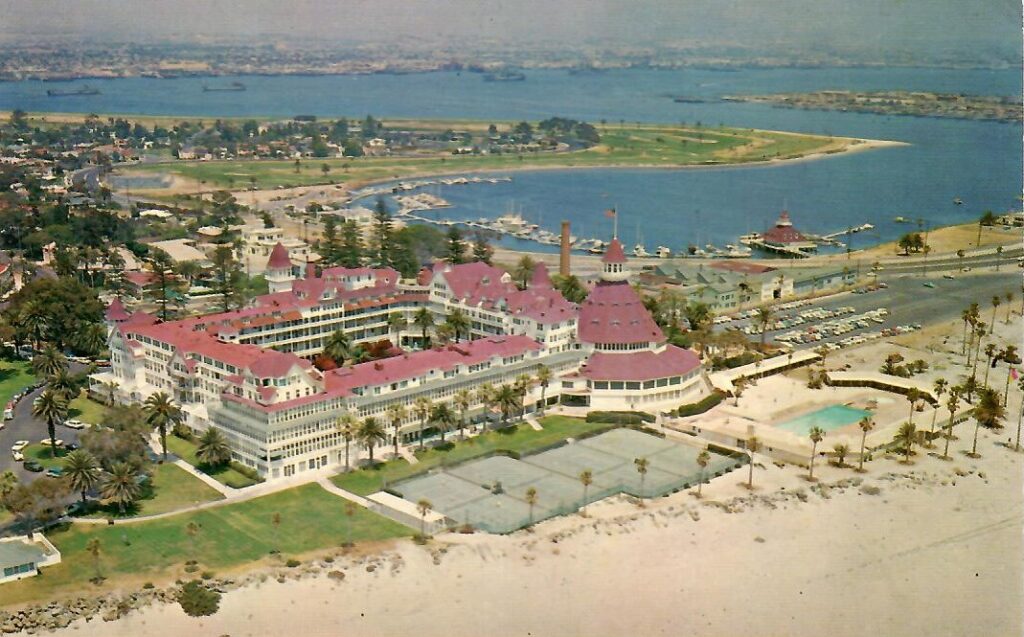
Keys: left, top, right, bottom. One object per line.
{"left": 24, "top": 443, "right": 66, "bottom": 470}
{"left": 1, "top": 483, "right": 410, "bottom": 607}
{"left": 166, "top": 435, "right": 260, "bottom": 489}
{"left": 82, "top": 463, "right": 224, "bottom": 518}
{"left": 0, "top": 359, "right": 36, "bottom": 407}
{"left": 67, "top": 391, "right": 107, "bottom": 424}
{"left": 129, "top": 123, "right": 849, "bottom": 192}
{"left": 331, "top": 416, "right": 615, "bottom": 496}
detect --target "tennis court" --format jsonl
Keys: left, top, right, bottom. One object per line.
{"left": 388, "top": 428, "right": 745, "bottom": 534}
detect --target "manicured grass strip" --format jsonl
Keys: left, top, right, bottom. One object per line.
{"left": 1, "top": 483, "right": 410, "bottom": 607}
{"left": 166, "top": 435, "right": 260, "bottom": 489}
{"left": 67, "top": 391, "right": 106, "bottom": 425}
{"left": 24, "top": 443, "right": 65, "bottom": 471}
{"left": 331, "top": 415, "right": 614, "bottom": 496}
{"left": 81, "top": 463, "right": 224, "bottom": 518}
{"left": 0, "top": 360, "right": 37, "bottom": 407}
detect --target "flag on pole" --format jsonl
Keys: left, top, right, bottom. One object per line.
{"left": 604, "top": 208, "right": 617, "bottom": 218}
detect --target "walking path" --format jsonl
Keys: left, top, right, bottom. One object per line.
{"left": 399, "top": 448, "right": 419, "bottom": 465}
{"left": 316, "top": 477, "right": 371, "bottom": 507}
{"left": 525, "top": 414, "right": 544, "bottom": 431}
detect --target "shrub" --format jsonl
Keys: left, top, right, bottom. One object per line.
{"left": 286, "top": 559, "right": 301, "bottom": 568}
{"left": 674, "top": 392, "right": 725, "bottom": 417}
{"left": 492, "top": 449, "right": 521, "bottom": 460}
{"left": 229, "top": 461, "right": 264, "bottom": 482}
{"left": 201, "top": 570, "right": 214, "bottom": 580}
{"left": 184, "top": 563, "right": 200, "bottom": 573}
{"left": 142, "top": 582, "right": 154, "bottom": 589}
{"left": 177, "top": 580, "right": 221, "bottom": 617}
{"left": 585, "top": 411, "right": 653, "bottom": 424}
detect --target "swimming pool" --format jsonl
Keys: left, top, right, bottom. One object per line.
{"left": 774, "top": 405, "right": 871, "bottom": 436}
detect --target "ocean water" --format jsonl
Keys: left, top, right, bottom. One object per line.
{"left": 3, "top": 67, "right": 1020, "bottom": 250}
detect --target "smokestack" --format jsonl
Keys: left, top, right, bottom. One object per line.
{"left": 560, "top": 220, "right": 571, "bottom": 277}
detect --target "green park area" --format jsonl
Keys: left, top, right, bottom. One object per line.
{"left": 331, "top": 415, "right": 615, "bottom": 496}
{"left": 166, "top": 435, "right": 261, "bottom": 489}
{"left": 1, "top": 483, "right": 410, "bottom": 607}
{"left": 0, "top": 360, "right": 37, "bottom": 407}
{"left": 127, "top": 122, "right": 855, "bottom": 194}
{"left": 67, "top": 391, "right": 107, "bottom": 425}
{"left": 81, "top": 463, "right": 224, "bottom": 518}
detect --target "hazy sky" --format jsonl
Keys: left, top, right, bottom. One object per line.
{"left": 1, "top": 0, "right": 1020, "bottom": 60}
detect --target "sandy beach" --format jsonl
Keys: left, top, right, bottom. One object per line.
{"left": 65, "top": 419, "right": 1023, "bottom": 637}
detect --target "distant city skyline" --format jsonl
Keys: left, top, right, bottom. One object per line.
{"left": 0, "top": 0, "right": 1020, "bottom": 65}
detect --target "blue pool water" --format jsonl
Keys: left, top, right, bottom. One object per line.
{"left": 774, "top": 405, "right": 871, "bottom": 436}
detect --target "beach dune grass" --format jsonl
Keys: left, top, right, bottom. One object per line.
{"left": 1, "top": 483, "right": 409, "bottom": 608}
{"left": 331, "top": 415, "right": 615, "bottom": 496}
{"left": 127, "top": 122, "right": 857, "bottom": 192}
{"left": 166, "top": 434, "right": 260, "bottom": 489}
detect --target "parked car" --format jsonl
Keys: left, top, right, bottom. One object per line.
{"left": 63, "top": 442, "right": 80, "bottom": 452}
{"left": 23, "top": 460, "right": 43, "bottom": 472}
{"left": 11, "top": 449, "right": 23, "bottom": 461}
{"left": 64, "top": 419, "right": 86, "bottom": 430}
{"left": 11, "top": 440, "right": 29, "bottom": 452}
{"left": 39, "top": 438, "right": 64, "bottom": 447}
{"left": 45, "top": 467, "right": 64, "bottom": 478}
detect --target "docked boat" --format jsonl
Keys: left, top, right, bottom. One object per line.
{"left": 655, "top": 246, "right": 672, "bottom": 259}
{"left": 47, "top": 85, "right": 100, "bottom": 97}
{"left": 633, "top": 244, "right": 650, "bottom": 258}
{"left": 738, "top": 232, "right": 762, "bottom": 245}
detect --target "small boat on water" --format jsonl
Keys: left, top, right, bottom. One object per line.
{"left": 655, "top": 246, "right": 672, "bottom": 259}
{"left": 633, "top": 244, "right": 650, "bottom": 258}
{"left": 483, "top": 70, "right": 526, "bottom": 82}
{"left": 203, "top": 81, "right": 246, "bottom": 92}
{"left": 47, "top": 85, "right": 100, "bottom": 97}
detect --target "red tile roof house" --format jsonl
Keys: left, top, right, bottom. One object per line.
{"left": 92, "top": 239, "right": 699, "bottom": 480}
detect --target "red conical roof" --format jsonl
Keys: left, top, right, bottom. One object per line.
{"left": 529, "top": 262, "right": 552, "bottom": 288}
{"left": 267, "top": 242, "right": 292, "bottom": 269}
{"left": 601, "top": 238, "right": 626, "bottom": 264}
{"left": 105, "top": 297, "right": 130, "bottom": 321}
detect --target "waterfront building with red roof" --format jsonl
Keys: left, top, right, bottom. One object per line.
{"left": 761, "top": 211, "right": 817, "bottom": 253}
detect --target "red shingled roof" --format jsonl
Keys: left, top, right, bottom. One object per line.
{"left": 578, "top": 281, "right": 663, "bottom": 345}
{"left": 601, "top": 238, "right": 626, "bottom": 264}
{"left": 267, "top": 242, "right": 292, "bottom": 269}
{"left": 580, "top": 345, "right": 700, "bottom": 382}
{"left": 762, "top": 211, "right": 808, "bottom": 245}
{"left": 105, "top": 297, "right": 130, "bottom": 321}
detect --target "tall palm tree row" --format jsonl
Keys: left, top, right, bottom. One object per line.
{"left": 413, "top": 396, "right": 432, "bottom": 450}
{"left": 386, "top": 404, "right": 406, "bottom": 458}
{"left": 336, "top": 412, "right": 358, "bottom": 471}
{"left": 453, "top": 389, "right": 472, "bottom": 439}
{"left": 535, "top": 365, "right": 552, "bottom": 414}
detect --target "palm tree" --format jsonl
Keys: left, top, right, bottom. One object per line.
{"left": 32, "top": 389, "right": 68, "bottom": 457}
{"left": 905, "top": 388, "right": 922, "bottom": 427}
{"left": 1001, "top": 345, "right": 1019, "bottom": 406}
{"left": 476, "top": 383, "right": 495, "bottom": 427}
{"left": 74, "top": 323, "right": 108, "bottom": 362}
{"left": 512, "top": 255, "right": 536, "bottom": 289}
{"left": 101, "top": 380, "right": 118, "bottom": 406}
{"left": 453, "top": 389, "right": 472, "bottom": 439}
{"left": 894, "top": 421, "right": 916, "bottom": 463}
{"left": 928, "top": 378, "right": 947, "bottom": 446}
{"left": 336, "top": 412, "right": 358, "bottom": 471}
{"left": 64, "top": 450, "right": 101, "bottom": 506}
{"left": 185, "top": 521, "right": 200, "bottom": 564}
{"left": 494, "top": 384, "right": 519, "bottom": 427}
{"left": 960, "top": 307, "right": 973, "bottom": 356}
{"left": 755, "top": 305, "right": 774, "bottom": 348}
{"left": 535, "top": 365, "right": 552, "bottom": 414}
{"left": 416, "top": 498, "right": 433, "bottom": 538}
{"left": 970, "top": 322, "right": 987, "bottom": 385}
{"left": 412, "top": 307, "right": 434, "bottom": 346}
{"left": 47, "top": 368, "right": 77, "bottom": 401}
{"left": 429, "top": 403, "right": 456, "bottom": 444}
{"left": 1006, "top": 291, "right": 1015, "bottom": 324}
{"left": 322, "top": 330, "right": 352, "bottom": 365}
{"left": 696, "top": 450, "right": 710, "bottom": 497}
{"left": 271, "top": 512, "right": 282, "bottom": 554}
{"left": 356, "top": 417, "right": 387, "bottom": 463}
{"left": 991, "top": 295, "right": 1001, "bottom": 327}
{"left": 101, "top": 462, "right": 142, "bottom": 514}
{"left": 413, "top": 396, "right": 432, "bottom": 450}
{"left": 86, "top": 537, "right": 102, "bottom": 581}
{"left": 32, "top": 344, "right": 68, "bottom": 378}
{"left": 144, "top": 392, "right": 183, "bottom": 461}
{"left": 386, "top": 312, "right": 406, "bottom": 346}
{"left": 196, "top": 428, "right": 232, "bottom": 466}
{"left": 982, "top": 343, "right": 997, "bottom": 387}
{"left": 857, "top": 417, "right": 874, "bottom": 471}
{"left": 578, "top": 470, "right": 593, "bottom": 516}
{"left": 525, "top": 487, "right": 538, "bottom": 526}
{"left": 971, "top": 387, "right": 1005, "bottom": 456}
{"left": 444, "top": 309, "right": 470, "bottom": 343}
{"left": 745, "top": 436, "right": 760, "bottom": 488}
{"left": 1014, "top": 378, "right": 1023, "bottom": 452}
{"left": 807, "top": 426, "right": 825, "bottom": 480}
{"left": 941, "top": 388, "right": 962, "bottom": 459}
{"left": 733, "top": 377, "right": 747, "bottom": 406}
{"left": 385, "top": 404, "right": 406, "bottom": 458}
{"left": 634, "top": 457, "right": 649, "bottom": 503}
{"left": 832, "top": 443, "right": 849, "bottom": 467}
{"left": 514, "top": 373, "right": 533, "bottom": 418}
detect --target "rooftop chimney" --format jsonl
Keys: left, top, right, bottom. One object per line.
{"left": 560, "top": 220, "right": 571, "bottom": 277}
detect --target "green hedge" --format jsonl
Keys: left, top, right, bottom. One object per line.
{"left": 674, "top": 392, "right": 726, "bottom": 417}
{"left": 585, "top": 410, "right": 656, "bottom": 424}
